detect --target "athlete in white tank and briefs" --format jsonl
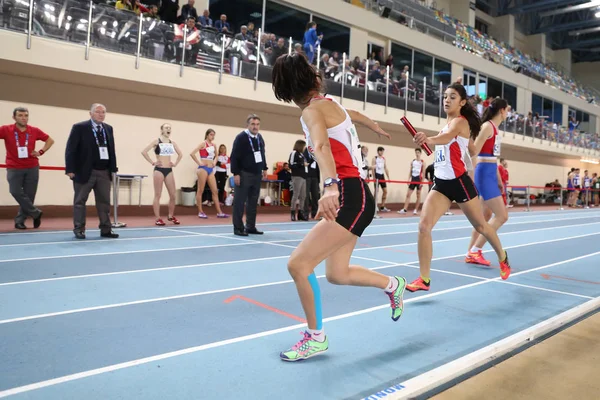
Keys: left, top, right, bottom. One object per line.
{"left": 398, "top": 148, "right": 426, "bottom": 215}
{"left": 271, "top": 52, "right": 408, "bottom": 362}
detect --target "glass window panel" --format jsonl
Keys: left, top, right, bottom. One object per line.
{"left": 552, "top": 102, "right": 563, "bottom": 125}
{"left": 209, "top": 0, "right": 263, "bottom": 35}
{"left": 433, "top": 58, "right": 451, "bottom": 86}
{"left": 312, "top": 16, "right": 350, "bottom": 55}
{"left": 390, "top": 43, "right": 412, "bottom": 81}
{"left": 263, "top": 0, "right": 310, "bottom": 42}
{"left": 487, "top": 78, "right": 502, "bottom": 99}
{"left": 503, "top": 83, "right": 517, "bottom": 111}
{"left": 531, "top": 94, "right": 543, "bottom": 116}
{"left": 478, "top": 74, "right": 487, "bottom": 99}
{"left": 412, "top": 50, "right": 433, "bottom": 83}
{"left": 464, "top": 71, "right": 477, "bottom": 96}
{"left": 542, "top": 98, "right": 553, "bottom": 120}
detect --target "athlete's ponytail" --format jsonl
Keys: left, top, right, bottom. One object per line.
{"left": 481, "top": 98, "right": 508, "bottom": 124}
{"left": 447, "top": 83, "right": 481, "bottom": 139}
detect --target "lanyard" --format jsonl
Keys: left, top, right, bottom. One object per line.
{"left": 92, "top": 123, "right": 107, "bottom": 147}
{"left": 246, "top": 130, "right": 260, "bottom": 153}
{"left": 14, "top": 130, "right": 28, "bottom": 148}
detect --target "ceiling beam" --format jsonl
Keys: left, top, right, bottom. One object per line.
{"left": 563, "top": 36, "right": 600, "bottom": 49}
{"left": 504, "top": 0, "right": 582, "bottom": 14}
{"left": 569, "top": 26, "right": 600, "bottom": 35}
{"left": 536, "top": 18, "right": 600, "bottom": 34}
{"left": 540, "top": 0, "right": 600, "bottom": 17}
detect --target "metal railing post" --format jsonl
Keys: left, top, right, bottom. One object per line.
{"left": 340, "top": 52, "right": 346, "bottom": 104}
{"left": 135, "top": 14, "right": 143, "bottom": 69}
{"left": 288, "top": 36, "right": 292, "bottom": 54}
{"left": 558, "top": 187, "right": 564, "bottom": 210}
{"left": 254, "top": 28, "right": 262, "bottom": 91}
{"left": 180, "top": 26, "right": 188, "bottom": 77}
{"left": 438, "top": 81, "right": 442, "bottom": 125}
{"left": 385, "top": 66, "right": 390, "bottom": 115}
{"left": 526, "top": 185, "right": 531, "bottom": 212}
{"left": 27, "top": 0, "right": 34, "bottom": 49}
{"left": 363, "top": 61, "right": 369, "bottom": 110}
{"left": 422, "top": 76, "right": 426, "bottom": 121}
{"left": 218, "top": 36, "right": 225, "bottom": 84}
{"left": 404, "top": 70, "right": 409, "bottom": 117}
{"left": 316, "top": 44, "right": 321, "bottom": 68}
{"left": 85, "top": 0, "right": 93, "bottom": 60}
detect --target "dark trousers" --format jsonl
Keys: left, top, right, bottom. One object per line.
{"left": 303, "top": 176, "right": 320, "bottom": 218}
{"left": 215, "top": 171, "right": 228, "bottom": 203}
{"left": 233, "top": 170, "right": 262, "bottom": 231}
{"left": 73, "top": 169, "right": 112, "bottom": 234}
{"left": 7, "top": 166, "right": 41, "bottom": 224}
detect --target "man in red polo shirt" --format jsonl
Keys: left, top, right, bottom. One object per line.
{"left": 0, "top": 107, "right": 54, "bottom": 229}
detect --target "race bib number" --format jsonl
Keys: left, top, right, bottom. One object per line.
{"left": 434, "top": 147, "right": 446, "bottom": 165}
{"left": 17, "top": 146, "right": 28, "bottom": 159}
{"left": 99, "top": 147, "right": 109, "bottom": 160}
{"left": 493, "top": 134, "right": 501, "bottom": 157}
{"left": 159, "top": 143, "right": 175, "bottom": 155}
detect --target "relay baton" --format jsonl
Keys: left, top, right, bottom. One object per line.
{"left": 400, "top": 116, "right": 432, "bottom": 156}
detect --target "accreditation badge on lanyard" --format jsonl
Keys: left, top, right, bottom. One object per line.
{"left": 93, "top": 124, "right": 109, "bottom": 160}
{"left": 247, "top": 132, "right": 262, "bottom": 164}
{"left": 15, "top": 130, "right": 29, "bottom": 159}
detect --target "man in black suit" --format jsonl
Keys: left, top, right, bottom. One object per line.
{"left": 230, "top": 114, "right": 267, "bottom": 236}
{"left": 65, "top": 103, "right": 119, "bottom": 239}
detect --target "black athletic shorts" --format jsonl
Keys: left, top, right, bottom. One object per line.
{"left": 432, "top": 172, "right": 478, "bottom": 204}
{"left": 336, "top": 178, "right": 375, "bottom": 237}
{"left": 374, "top": 173, "right": 386, "bottom": 188}
{"left": 408, "top": 175, "right": 422, "bottom": 191}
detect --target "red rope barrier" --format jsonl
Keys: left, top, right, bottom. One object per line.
{"left": 0, "top": 164, "right": 65, "bottom": 171}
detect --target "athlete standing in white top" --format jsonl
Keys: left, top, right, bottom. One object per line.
{"left": 141, "top": 123, "right": 183, "bottom": 225}
{"left": 398, "top": 148, "right": 426, "bottom": 215}
{"left": 271, "top": 53, "right": 407, "bottom": 362}
{"left": 407, "top": 83, "right": 511, "bottom": 293}
{"left": 372, "top": 146, "right": 390, "bottom": 212}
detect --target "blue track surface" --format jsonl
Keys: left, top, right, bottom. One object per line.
{"left": 0, "top": 210, "right": 599, "bottom": 399}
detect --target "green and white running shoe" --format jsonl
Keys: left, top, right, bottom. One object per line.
{"left": 280, "top": 331, "right": 329, "bottom": 362}
{"left": 387, "top": 276, "right": 407, "bottom": 321}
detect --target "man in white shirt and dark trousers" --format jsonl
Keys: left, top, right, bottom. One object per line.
{"left": 230, "top": 114, "right": 268, "bottom": 236}
{"left": 302, "top": 147, "right": 320, "bottom": 219}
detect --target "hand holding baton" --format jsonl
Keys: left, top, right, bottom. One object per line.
{"left": 400, "top": 117, "right": 433, "bottom": 156}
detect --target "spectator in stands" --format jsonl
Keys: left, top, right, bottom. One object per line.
{"left": 247, "top": 22, "right": 256, "bottom": 37}
{"left": 230, "top": 114, "right": 267, "bottom": 236}
{"left": 294, "top": 43, "right": 303, "bottom": 55}
{"left": 144, "top": 5, "right": 160, "bottom": 20}
{"left": 289, "top": 139, "right": 308, "bottom": 221}
{"left": 302, "top": 21, "right": 322, "bottom": 64}
{"left": 270, "top": 37, "right": 287, "bottom": 65}
{"left": 0, "top": 107, "right": 53, "bottom": 230}
{"left": 215, "top": 14, "right": 231, "bottom": 33}
{"left": 180, "top": 0, "right": 198, "bottom": 23}
{"left": 174, "top": 17, "right": 201, "bottom": 66}
{"left": 303, "top": 145, "right": 320, "bottom": 220}
{"left": 266, "top": 33, "right": 277, "bottom": 49}
{"left": 352, "top": 56, "right": 361, "bottom": 71}
{"left": 65, "top": 103, "right": 119, "bottom": 240}
{"left": 159, "top": 0, "right": 180, "bottom": 23}
{"left": 199, "top": 9, "right": 212, "bottom": 27}
{"left": 235, "top": 25, "right": 253, "bottom": 42}
{"left": 368, "top": 61, "right": 384, "bottom": 82}
{"left": 116, "top": 0, "right": 147, "bottom": 15}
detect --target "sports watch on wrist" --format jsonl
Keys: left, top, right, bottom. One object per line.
{"left": 323, "top": 177, "right": 340, "bottom": 187}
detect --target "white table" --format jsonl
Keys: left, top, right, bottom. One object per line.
{"left": 112, "top": 173, "right": 148, "bottom": 228}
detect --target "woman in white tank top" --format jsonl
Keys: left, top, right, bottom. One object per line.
{"left": 141, "top": 123, "right": 183, "bottom": 226}
{"left": 271, "top": 53, "right": 408, "bottom": 362}
{"left": 407, "top": 83, "right": 512, "bottom": 293}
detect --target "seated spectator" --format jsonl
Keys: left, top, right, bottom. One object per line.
{"left": 369, "top": 61, "right": 384, "bottom": 82}
{"left": 180, "top": 0, "right": 198, "bottom": 23}
{"left": 174, "top": 17, "right": 201, "bottom": 66}
{"left": 266, "top": 33, "right": 277, "bottom": 49}
{"left": 235, "top": 25, "right": 253, "bottom": 42}
{"left": 143, "top": 4, "right": 160, "bottom": 20}
{"left": 116, "top": 0, "right": 148, "bottom": 15}
{"left": 159, "top": 0, "right": 179, "bottom": 23}
{"left": 199, "top": 9, "right": 213, "bottom": 27}
{"left": 270, "top": 37, "right": 287, "bottom": 65}
{"left": 215, "top": 14, "right": 231, "bottom": 33}
{"left": 247, "top": 22, "right": 255, "bottom": 37}
{"left": 293, "top": 43, "right": 303, "bottom": 55}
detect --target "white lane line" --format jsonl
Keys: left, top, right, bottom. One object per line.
{"left": 496, "top": 281, "right": 594, "bottom": 299}
{"left": 2, "top": 233, "right": 598, "bottom": 323}
{"left": 1, "top": 250, "right": 598, "bottom": 398}
{"left": 0, "top": 234, "right": 205, "bottom": 248}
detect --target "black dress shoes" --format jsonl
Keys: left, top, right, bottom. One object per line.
{"left": 246, "top": 228, "right": 264, "bottom": 235}
{"left": 74, "top": 231, "right": 86, "bottom": 239}
{"left": 33, "top": 211, "right": 43, "bottom": 229}
{"left": 100, "top": 231, "right": 119, "bottom": 238}
{"left": 14, "top": 223, "right": 26, "bottom": 230}
{"left": 234, "top": 229, "right": 248, "bottom": 236}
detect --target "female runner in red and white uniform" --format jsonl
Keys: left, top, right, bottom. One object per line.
{"left": 465, "top": 98, "right": 510, "bottom": 266}
{"left": 408, "top": 83, "right": 511, "bottom": 292}
{"left": 271, "top": 53, "right": 407, "bottom": 361}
